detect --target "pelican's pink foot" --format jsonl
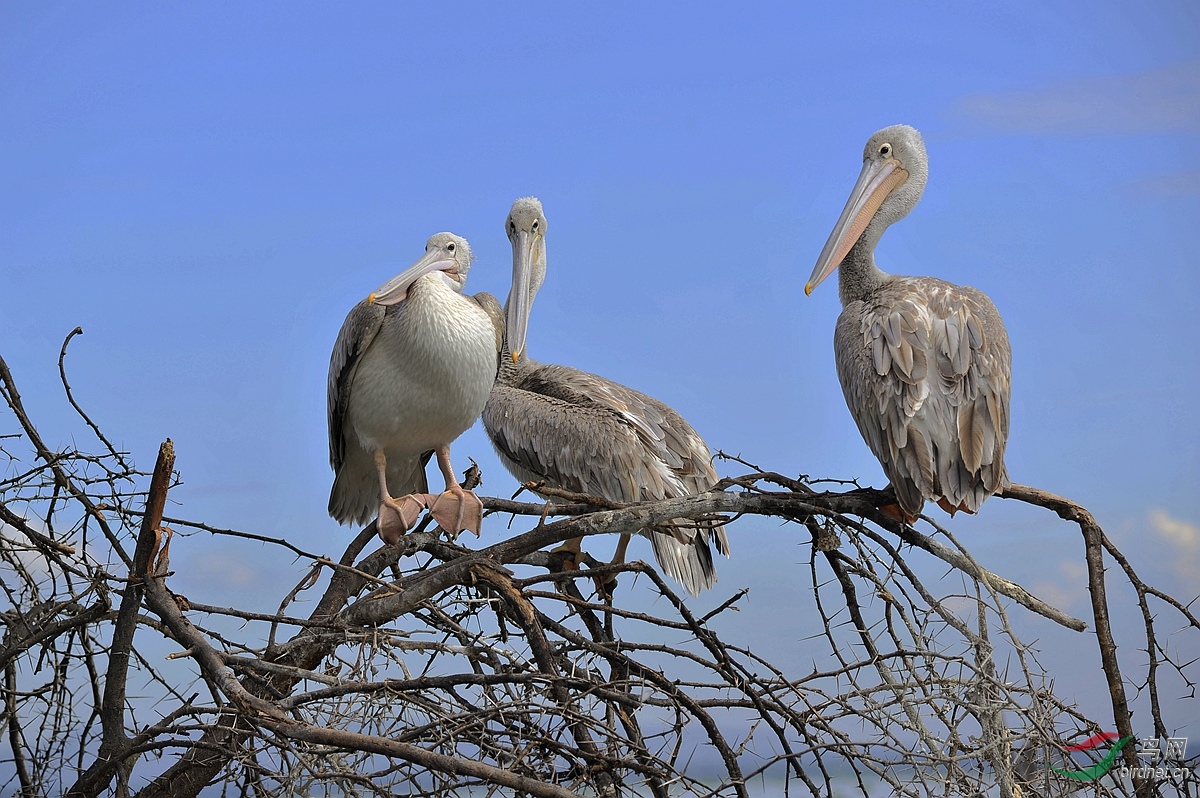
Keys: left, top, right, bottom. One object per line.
{"left": 936, "top": 497, "right": 976, "bottom": 517}
{"left": 428, "top": 483, "right": 483, "bottom": 537}
{"left": 551, "top": 538, "right": 583, "bottom": 572}
{"left": 378, "top": 494, "right": 427, "bottom": 546}
{"left": 549, "top": 537, "right": 611, "bottom": 597}
{"left": 880, "top": 502, "right": 919, "bottom": 526}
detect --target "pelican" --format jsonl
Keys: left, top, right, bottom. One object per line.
{"left": 483, "top": 197, "right": 729, "bottom": 597}
{"left": 328, "top": 232, "right": 502, "bottom": 544}
{"left": 805, "top": 125, "right": 1011, "bottom": 521}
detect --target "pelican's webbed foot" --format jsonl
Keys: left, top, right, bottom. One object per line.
{"left": 879, "top": 502, "right": 919, "bottom": 526}
{"left": 426, "top": 444, "right": 484, "bottom": 536}
{"left": 550, "top": 536, "right": 584, "bottom": 571}
{"left": 936, "top": 497, "right": 976, "bottom": 517}
{"left": 548, "top": 538, "right": 614, "bottom": 600}
{"left": 877, "top": 483, "right": 921, "bottom": 526}
{"left": 428, "top": 483, "right": 483, "bottom": 537}
{"left": 378, "top": 494, "right": 427, "bottom": 546}
{"left": 594, "top": 573, "right": 618, "bottom": 602}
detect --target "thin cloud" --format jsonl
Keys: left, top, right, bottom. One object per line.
{"left": 1034, "top": 559, "right": 1089, "bottom": 612}
{"left": 954, "top": 60, "right": 1200, "bottom": 135}
{"left": 0, "top": 522, "right": 52, "bottom": 588}
{"left": 1148, "top": 509, "right": 1200, "bottom": 583}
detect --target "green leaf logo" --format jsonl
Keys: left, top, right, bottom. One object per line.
{"left": 1052, "top": 735, "right": 1133, "bottom": 781}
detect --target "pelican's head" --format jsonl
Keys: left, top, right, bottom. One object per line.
{"left": 368, "top": 232, "right": 474, "bottom": 306}
{"left": 504, "top": 196, "right": 547, "bottom": 363}
{"left": 805, "top": 124, "right": 929, "bottom": 296}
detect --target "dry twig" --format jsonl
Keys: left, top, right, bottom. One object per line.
{"left": 0, "top": 339, "right": 1193, "bottom": 798}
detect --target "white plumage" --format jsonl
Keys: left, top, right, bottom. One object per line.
{"left": 328, "top": 232, "right": 501, "bottom": 541}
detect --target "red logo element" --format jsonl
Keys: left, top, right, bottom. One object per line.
{"left": 1063, "top": 732, "right": 1122, "bottom": 752}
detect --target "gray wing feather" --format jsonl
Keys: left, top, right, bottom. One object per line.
{"left": 471, "top": 291, "right": 505, "bottom": 358}
{"left": 835, "top": 277, "right": 1011, "bottom": 516}
{"left": 327, "top": 300, "right": 385, "bottom": 472}
{"left": 483, "top": 362, "right": 727, "bottom": 596}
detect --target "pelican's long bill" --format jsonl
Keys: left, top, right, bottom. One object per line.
{"left": 368, "top": 249, "right": 458, "bottom": 306}
{"left": 506, "top": 228, "right": 536, "bottom": 363}
{"left": 805, "top": 157, "right": 909, "bottom": 295}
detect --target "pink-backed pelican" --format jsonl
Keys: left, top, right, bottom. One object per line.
{"left": 806, "top": 125, "right": 1012, "bottom": 521}
{"left": 328, "top": 233, "right": 502, "bottom": 544}
{"left": 483, "top": 198, "right": 729, "bottom": 596}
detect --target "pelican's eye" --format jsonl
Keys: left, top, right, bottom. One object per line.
{"left": 532, "top": 219, "right": 540, "bottom": 232}
{"left": 447, "top": 242, "right": 456, "bottom": 253}
{"left": 879, "top": 143, "right": 892, "bottom": 158}
{"left": 509, "top": 220, "right": 516, "bottom": 234}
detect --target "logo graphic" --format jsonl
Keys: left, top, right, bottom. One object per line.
{"left": 1052, "top": 732, "right": 1132, "bottom": 781}
{"left": 1051, "top": 733, "right": 1191, "bottom": 782}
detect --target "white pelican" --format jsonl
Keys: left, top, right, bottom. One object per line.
{"left": 806, "top": 125, "right": 1011, "bottom": 521}
{"left": 483, "top": 198, "right": 729, "bottom": 596}
{"left": 328, "top": 233, "right": 501, "bottom": 544}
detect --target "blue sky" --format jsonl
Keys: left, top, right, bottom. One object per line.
{"left": 2, "top": 2, "right": 1198, "bottom": 738}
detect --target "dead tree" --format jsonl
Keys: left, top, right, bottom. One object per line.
{"left": 0, "top": 330, "right": 1196, "bottom": 797}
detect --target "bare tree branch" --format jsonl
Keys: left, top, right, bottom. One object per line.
{"left": 0, "top": 340, "right": 1194, "bottom": 797}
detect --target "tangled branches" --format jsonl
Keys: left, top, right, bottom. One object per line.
{"left": 0, "top": 335, "right": 1197, "bottom": 797}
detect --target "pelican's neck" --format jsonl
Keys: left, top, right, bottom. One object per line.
{"left": 497, "top": 329, "right": 531, "bottom": 385}
{"left": 837, "top": 233, "right": 890, "bottom": 306}
{"left": 404, "top": 274, "right": 463, "bottom": 323}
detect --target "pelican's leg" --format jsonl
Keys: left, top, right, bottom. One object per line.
{"left": 611, "top": 533, "right": 631, "bottom": 566}
{"left": 595, "top": 532, "right": 632, "bottom": 599}
{"left": 375, "top": 449, "right": 426, "bottom": 546}
{"left": 426, "top": 445, "right": 484, "bottom": 536}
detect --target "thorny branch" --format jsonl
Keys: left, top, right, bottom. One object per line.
{"left": 0, "top": 337, "right": 1195, "bottom": 798}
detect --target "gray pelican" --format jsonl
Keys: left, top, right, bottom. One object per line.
{"left": 806, "top": 125, "right": 1011, "bottom": 521}
{"left": 328, "top": 232, "right": 502, "bottom": 544}
{"left": 483, "top": 197, "right": 729, "bottom": 597}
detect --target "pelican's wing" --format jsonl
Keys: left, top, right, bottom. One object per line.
{"left": 327, "top": 300, "right": 386, "bottom": 471}
{"left": 489, "top": 363, "right": 719, "bottom": 500}
{"left": 835, "top": 277, "right": 1011, "bottom": 515}
{"left": 483, "top": 363, "right": 728, "bottom": 595}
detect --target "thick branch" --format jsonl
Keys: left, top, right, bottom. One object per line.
{"left": 1000, "top": 483, "right": 1141, "bottom": 785}
{"left": 484, "top": 490, "right": 1085, "bottom": 630}
{"left": 68, "top": 440, "right": 175, "bottom": 798}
